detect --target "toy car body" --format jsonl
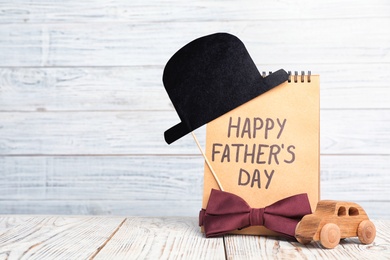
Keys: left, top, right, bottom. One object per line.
{"left": 295, "top": 200, "right": 376, "bottom": 249}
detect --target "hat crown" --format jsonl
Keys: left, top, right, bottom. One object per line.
{"left": 163, "top": 33, "right": 288, "bottom": 144}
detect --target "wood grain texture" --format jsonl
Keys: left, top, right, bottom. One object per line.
{"left": 0, "top": 200, "right": 389, "bottom": 219}
{"left": 1, "top": 0, "right": 389, "bottom": 24}
{"left": 0, "top": 18, "right": 389, "bottom": 67}
{"left": 0, "top": 65, "right": 389, "bottom": 112}
{"left": 224, "top": 220, "right": 390, "bottom": 260}
{"left": 295, "top": 201, "right": 374, "bottom": 248}
{"left": 0, "top": 0, "right": 389, "bottom": 218}
{"left": 0, "top": 155, "right": 388, "bottom": 218}
{"left": 0, "top": 67, "right": 172, "bottom": 111}
{"left": 320, "top": 155, "right": 390, "bottom": 201}
{"left": 94, "top": 217, "right": 225, "bottom": 260}
{"left": 1, "top": 216, "right": 389, "bottom": 259}
{"left": 0, "top": 215, "right": 124, "bottom": 259}
{"left": 0, "top": 156, "right": 205, "bottom": 201}
{"left": 0, "top": 110, "right": 389, "bottom": 155}
{"left": 0, "top": 200, "right": 203, "bottom": 217}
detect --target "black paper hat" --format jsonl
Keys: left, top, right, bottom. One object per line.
{"left": 163, "top": 33, "right": 288, "bottom": 144}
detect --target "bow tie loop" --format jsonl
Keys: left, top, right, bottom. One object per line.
{"left": 250, "top": 208, "right": 265, "bottom": 226}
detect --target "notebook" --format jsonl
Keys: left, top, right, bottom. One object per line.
{"left": 201, "top": 71, "right": 320, "bottom": 236}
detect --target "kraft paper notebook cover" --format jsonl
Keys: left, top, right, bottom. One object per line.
{"left": 202, "top": 72, "right": 320, "bottom": 236}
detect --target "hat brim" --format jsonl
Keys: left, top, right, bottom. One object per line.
{"left": 164, "top": 121, "right": 189, "bottom": 144}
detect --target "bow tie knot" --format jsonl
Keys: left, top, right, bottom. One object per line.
{"left": 250, "top": 208, "right": 265, "bottom": 226}
{"left": 199, "top": 189, "right": 312, "bottom": 239}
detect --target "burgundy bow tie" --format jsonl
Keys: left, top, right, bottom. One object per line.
{"left": 199, "top": 189, "right": 312, "bottom": 239}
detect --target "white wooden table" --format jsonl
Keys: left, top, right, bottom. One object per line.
{"left": 0, "top": 216, "right": 389, "bottom": 259}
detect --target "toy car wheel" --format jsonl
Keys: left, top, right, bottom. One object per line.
{"left": 358, "top": 220, "right": 376, "bottom": 244}
{"left": 320, "top": 223, "right": 340, "bottom": 249}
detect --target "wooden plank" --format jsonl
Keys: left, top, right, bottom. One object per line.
{"left": 94, "top": 217, "right": 225, "bottom": 259}
{"left": 321, "top": 155, "right": 390, "bottom": 200}
{"left": 224, "top": 220, "right": 390, "bottom": 260}
{"left": 0, "top": 110, "right": 199, "bottom": 155}
{"left": 1, "top": 64, "right": 389, "bottom": 112}
{"left": 0, "top": 217, "right": 388, "bottom": 260}
{"left": 1, "top": 18, "right": 389, "bottom": 66}
{"left": 0, "top": 110, "right": 389, "bottom": 155}
{"left": 320, "top": 109, "right": 390, "bottom": 154}
{"left": 1, "top": 155, "right": 387, "bottom": 201}
{"left": 0, "top": 155, "right": 389, "bottom": 218}
{"left": 0, "top": 67, "right": 172, "bottom": 111}
{"left": 0, "top": 200, "right": 203, "bottom": 217}
{"left": 0, "top": 156, "right": 205, "bottom": 201}
{"left": 1, "top": 0, "right": 389, "bottom": 24}
{"left": 0, "top": 215, "right": 125, "bottom": 259}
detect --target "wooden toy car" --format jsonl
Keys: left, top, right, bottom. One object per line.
{"left": 295, "top": 201, "right": 376, "bottom": 249}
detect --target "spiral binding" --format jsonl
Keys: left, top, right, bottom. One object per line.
{"left": 261, "top": 71, "right": 311, "bottom": 83}
{"left": 288, "top": 71, "right": 311, "bottom": 83}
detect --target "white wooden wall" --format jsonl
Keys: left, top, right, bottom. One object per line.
{"left": 0, "top": 1, "right": 389, "bottom": 218}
